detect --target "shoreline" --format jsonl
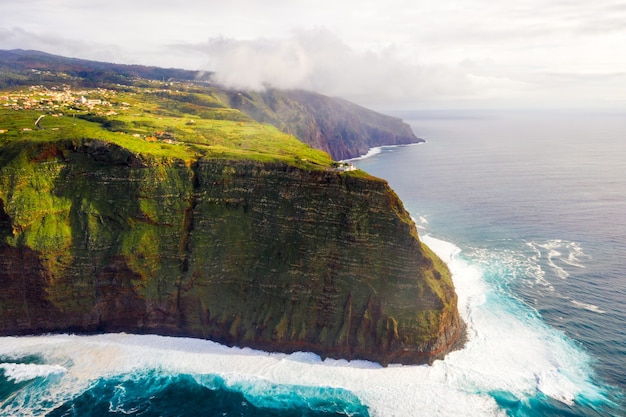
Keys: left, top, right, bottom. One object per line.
{"left": 3, "top": 233, "right": 469, "bottom": 369}
{"left": 340, "top": 141, "right": 425, "bottom": 163}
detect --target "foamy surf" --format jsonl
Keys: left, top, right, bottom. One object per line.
{"left": 526, "top": 240, "right": 589, "bottom": 280}
{"left": 0, "top": 363, "right": 66, "bottom": 383}
{"left": 0, "top": 235, "right": 613, "bottom": 416}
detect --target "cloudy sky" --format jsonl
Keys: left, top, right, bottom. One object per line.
{"left": 1, "top": 0, "right": 625, "bottom": 109}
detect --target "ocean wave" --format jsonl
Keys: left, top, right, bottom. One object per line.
{"left": 0, "top": 363, "right": 66, "bottom": 384}
{"left": 41, "top": 371, "right": 368, "bottom": 417}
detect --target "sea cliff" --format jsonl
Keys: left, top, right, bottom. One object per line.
{"left": 0, "top": 138, "right": 462, "bottom": 365}
{"left": 218, "top": 89, "right": 423, "bottom": 160}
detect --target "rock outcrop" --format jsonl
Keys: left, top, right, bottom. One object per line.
{"left": 0, "top": 139, "right": 462, "bottom": 364}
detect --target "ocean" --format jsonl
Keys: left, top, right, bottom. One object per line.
{"left": 1, "top": 109, "right": 624, "bottom": 416}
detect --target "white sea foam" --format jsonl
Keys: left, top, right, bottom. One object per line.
{"left": 526, "top": 240, "right": 589, "bottom": 280}
{"left": 0, "top": 235, "right": 607, "bottom": 416}
{"left": 469, "top": 243, "right": 553, "bottom": 292}
{"left": 340, "top": 146, "right": 382, "bottom": 162}
{"left": 570, "top": 300, "right": 606, "bottom": 314}
{"left": 342, "top": 143, "right": 423, "bottom": 162}
{"left": 0, "top": 363, "right": 66, "bottom": 383}
{"left": 524, "top": 242, "right": 554, "bottom": 289}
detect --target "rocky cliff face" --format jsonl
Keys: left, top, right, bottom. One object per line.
{"left": 218, "top": 89, "right": 423, "bottom": 161}
{"left": 0, "top": 139, "right": 462, "bottom": 365}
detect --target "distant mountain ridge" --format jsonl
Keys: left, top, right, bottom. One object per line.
{"left": 0, "top": 49, "right": 422, "bottom": 160}
{"left": 0, "top": 49, "right": 201, "bottom": 84}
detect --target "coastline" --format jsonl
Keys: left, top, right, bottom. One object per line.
{"left": 0, "top": 233, "right": 477, "bottom": 417}
{"left": 341, "top": 141, "right": 425, "bottom": 163}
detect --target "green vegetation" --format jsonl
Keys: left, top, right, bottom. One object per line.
{"left": 0, "top": 82, "right": 335, "bottom": 170}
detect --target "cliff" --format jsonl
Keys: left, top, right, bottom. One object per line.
{"left": 217, "top": 89, "right": 423, "bottom": 160}
{"left": 0, "top": 137, "right": 462, "bottom": 365}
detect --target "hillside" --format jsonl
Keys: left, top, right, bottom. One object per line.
{"left": 0, "top": 49, "right": 202, "bottom": 86}
{"left": 0, "top": 49, "right": 422, "bottom": 160}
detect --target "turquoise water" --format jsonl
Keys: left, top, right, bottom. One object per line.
{"left": 1, "top": 109, "right": 624, "bottom": 416}
{"left": 45, "top": 372, "right": 366, "bottom": 417}
{"left": 0, "top": 339, "right": 371, "bottom": 416}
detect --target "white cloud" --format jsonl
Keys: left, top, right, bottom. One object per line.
{"left": 1, "top": 0, "right": 625, "bottom": 109}
{"left": 201, "top": 29, "right": 532, "bottom": 109}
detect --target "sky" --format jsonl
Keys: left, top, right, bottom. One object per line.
{"left": 1, "top": 0, "right": 625, "bottom": 110}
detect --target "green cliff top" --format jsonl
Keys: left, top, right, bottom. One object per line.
{"left": 0, "top": 82, "right": 334, "bottom": 170}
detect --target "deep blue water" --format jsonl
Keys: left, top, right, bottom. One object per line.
{"left": 1, "top": 109, "right": 624, "bottom": 416}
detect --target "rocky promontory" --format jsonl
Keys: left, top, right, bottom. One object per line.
{"left": 0, "top": 60, "right": 462, "bottom": 365}
{"left": 0, "top": 138, "right": 462, "bottom": 365}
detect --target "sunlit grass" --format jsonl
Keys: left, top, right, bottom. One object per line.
{"left": 0, "top": 83, "right": 334, "bottom": 169}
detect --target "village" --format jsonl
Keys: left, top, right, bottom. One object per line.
{"left": 0, "top": 82, "right": 193, "bottom": 143}
{"left": 1, "top": 83, "right": 355, "bottom": 172}
{"left": 0, "top": 84, "right": 117, "bottom": 113}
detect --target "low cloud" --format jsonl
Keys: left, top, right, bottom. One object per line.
{"left": 201, "top": 29, "right": 523, "bottom": 109}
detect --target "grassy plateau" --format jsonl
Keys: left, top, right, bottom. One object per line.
{"left": 0, "top": 81, "right": 337, "bottom": 170}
